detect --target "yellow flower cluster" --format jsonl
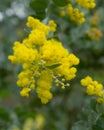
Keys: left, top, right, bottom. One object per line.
{"left": 8, "top": 16, "right": 79, "bottom": 104}
{"left": 59, "top": 0, "right": 96, "bottom": 24}
{"left": 86, "top": 28, "right": 103, "bottom": 41}
{"left": 81, "top": 76, "right": 104, "bottom": 103}
{"left": 75, "top": 0, "right": 96, "bottom": 9}
{"left": 66, "top": 4, "right": 85, "bottom": 24}
{"left": 37, "top": 70, "right": 53, "bottom": 104}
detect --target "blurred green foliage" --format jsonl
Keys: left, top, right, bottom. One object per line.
{"left": 0, "top": 0, "right": 104, "bottom": 130}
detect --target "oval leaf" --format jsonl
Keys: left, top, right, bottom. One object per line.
{"left": 46, "top": 63, "right": 61, "bottom": 69}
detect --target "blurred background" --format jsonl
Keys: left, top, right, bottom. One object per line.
{"left": 0, "top": 0, "right": 104, "bottom": 130}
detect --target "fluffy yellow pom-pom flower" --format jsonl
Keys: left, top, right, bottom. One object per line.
{"left": 8, "top": 16, "right": 79, "bottom": 103}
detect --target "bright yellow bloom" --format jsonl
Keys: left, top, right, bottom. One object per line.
{"left": 17, "top": 70, "right": 35, "bottom": 89}
{"left": 75, "top": 0, "right": 96, "bottom": 9}
{"left": 8, "top": 16, "right": 79, "bottom": 103}
{"left": 40, "top": 39, "right": 69, "bottom": 64}
{"left": 8, "top": 41, "right": 38, "bottom": 64}
{"left": 20, "top": 88, "right": 31, "bottom": 97}
{"left": 28, "top": 29, "right": 46, "bottom": 45}
{"left": 66, "top": 4, "right": 85, "bottom": 24}
{"left": 59, "top": 1, "right": 96, "bottom": 24}
{"left": 26, "top": 16, "right": 49, "bottom": 35}
{"left": 81, "top": 76, "right": 92, "bottom": 86}
{"left": 49, "top": 20, "right": 57, "bottom": 32}
{"left": 36, "top": 70, "right": 53, "bottom": 104}
{"left": 81, "top": 76, "right": 104, "bottom": 103}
